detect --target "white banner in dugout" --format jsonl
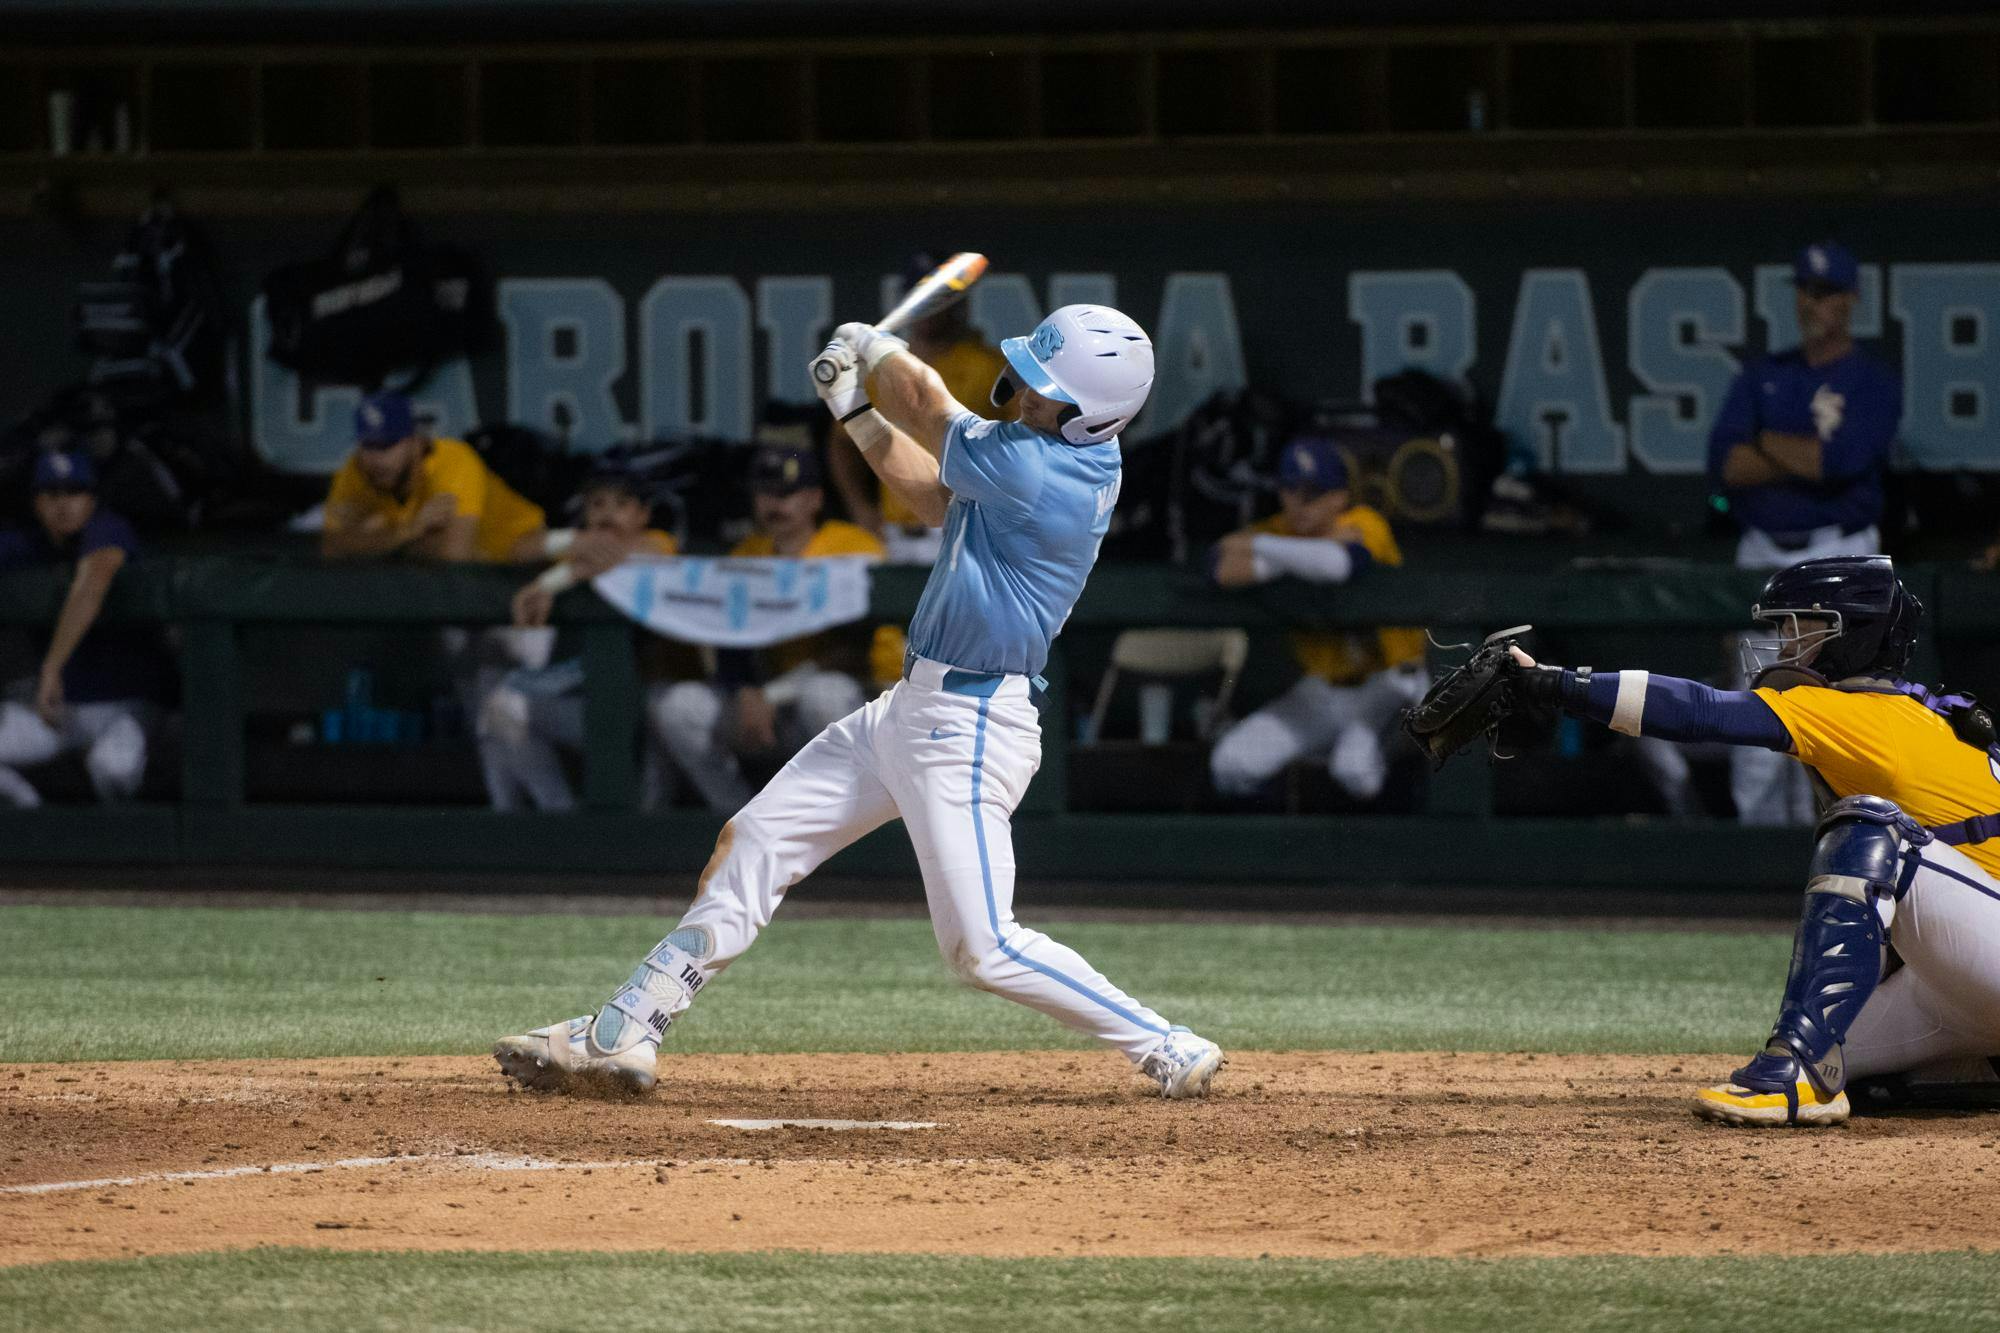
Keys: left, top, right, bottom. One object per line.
{"left": 593, "top": 555, "right": 877, "bottom": 648}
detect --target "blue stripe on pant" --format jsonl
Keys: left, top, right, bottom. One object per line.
{"left": 967, "top": 696, "right": 1168, "bottom": 1038}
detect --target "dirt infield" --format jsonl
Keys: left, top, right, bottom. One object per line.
{"left": 5, "top": 1051, "right": 1997, "bottom": 1267}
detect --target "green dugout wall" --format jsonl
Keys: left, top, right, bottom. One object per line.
{"left": 2, "top": 557, "right": 1995, "bottom": 892}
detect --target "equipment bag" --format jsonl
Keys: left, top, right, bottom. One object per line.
{"left": 261, "top": 185, "right": 493, "bottom": 389}
{"left": 71, "top": 193, "right": 227, "bottom": 408}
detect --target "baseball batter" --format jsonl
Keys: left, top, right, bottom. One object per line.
{"left": 1420, "top": 556, "right": 2000, "bottom": 1126}
{"left": 496, "top": 304, "right": 1225, "bottom": 1099}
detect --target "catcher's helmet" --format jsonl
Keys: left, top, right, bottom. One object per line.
{"left": 1751, "top": 555, "right": 1921, "bottom": 681}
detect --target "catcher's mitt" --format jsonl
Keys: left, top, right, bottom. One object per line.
{"left": 1401, "top": 625, "right": 1533, "bottom": 769}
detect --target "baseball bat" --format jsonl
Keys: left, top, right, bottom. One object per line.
{"left": 811, "top": 252, "right": 988, "bottom": 387}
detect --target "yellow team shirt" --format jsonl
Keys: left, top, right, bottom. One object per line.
{"left": 637, "top": 530, "right": 679, "bottom": 557}
{"left": 327, "top": 437, "right": 546, "bottom": 563}
{"left": 1251, "top": 505, "right": 1427, "bottom": 685}
{"left": 1754, "top": 684, "right": 2000, "bottom": 879}
{"left": 866, "top": 338, "right": 1015, "bottom": 529}
{"left": 730, "top": 519, "right": 906, "bottom": 686}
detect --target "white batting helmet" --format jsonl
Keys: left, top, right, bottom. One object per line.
{"left": 993, "top": 304, "right": 1155, "bottom": 445}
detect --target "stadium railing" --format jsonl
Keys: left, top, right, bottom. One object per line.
{"left": 0, "top": 555, "right": 1988, "bottom": 891}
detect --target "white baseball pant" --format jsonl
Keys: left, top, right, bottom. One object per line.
{"left": 1210, "top": 663, "right": 1427, "bottom": 801}
{"left": 1846, "top": 836, "right": 2000, "bottom": 1077}
{"left": 476, "top": 677, "right": 678, "bottom": 814}
{"left": 648, "top": 658, "right": 1179, "bottom": 1063}
{"left": 649, "top": 667, "right": 866, "bottom": 815}
{"left": 0, "top": 696, "right": 155, "bottom": 807}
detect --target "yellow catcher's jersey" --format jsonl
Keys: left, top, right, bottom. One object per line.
{"left": 1754, "top": 684, "right": 2000, "bottom": 879}
{"left": 869, "top": 338, "right": 1015, "bottom": 529}
{"left": 1251, "top": 505, "right": 1427, "bottom": 685}
{"left": 327, "top": 437, "right": 546, "bottom": 564}
{"left": 730, "top": 519, "right": 906, "bottom": 686}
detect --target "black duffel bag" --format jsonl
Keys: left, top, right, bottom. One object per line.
{"left": 262, "top": 185, "right": 493, "bottom": 390}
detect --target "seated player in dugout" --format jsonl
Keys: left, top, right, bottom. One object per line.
{"left": 649, "top": 442, "right": 904, "bottom": 814}
{"left": 1505, "top": 556, "right": 2000, "bottom": 1126}
{"left": 321, "top": 390, "right": 555, "bottom": 564}
{"left": 476, "top": 460, "right": 687, "bottom": 813}
{"left": 1207, "top": 435, "right": 1428, "bottom": 804}
{"left": 825, "top": 253, "right": 1016, "bottom": 565}
{"left": 0, "top": 450, "right": 175, "bottom": 808}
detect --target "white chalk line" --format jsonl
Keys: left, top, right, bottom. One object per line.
{"left": 709, "top": 1118, "right": 943, "bottom": 1131}
{"left": 0, "top": 1150, "right": 1001, "bottom": 1197}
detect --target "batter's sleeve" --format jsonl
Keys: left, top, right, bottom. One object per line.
{"left": 939, "top": 413, "right": 1049, "bottom": 526}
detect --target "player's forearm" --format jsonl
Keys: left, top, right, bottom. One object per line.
{"left": 825, "top": 425, "right": 884, "bottom": 532}
{"left": 1250, "top": 535, "right": 1372, "bottom": 584}
{"left": 411, "top": 516, "right": 479, "bottom": 562}
{"left": 322, "top": 517, "right": 419, "bottom": 559}
{"left": 1532, "top": 668, "right": 1792, "bottom": 750}
{"left": 1719, "top": 443, "right": 1784, "bottom": 489}
{"left": 42, "top": 556, "right": 119, "bottom": 678}
{"left": 849, "top": 411, "right": 950, "bottom": 528}
{"left": 868, "top": 351, "right": 961, "bottom": 454}
{"left": 1754, "top": 431, "right": 1824, "bottom": 483}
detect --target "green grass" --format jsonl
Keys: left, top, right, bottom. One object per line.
{"left": 3, "top": 1249, "right": 1998, "bottom": 1333}
{"left": 0, "top": 905, "right": 1787, "bottom": 1061}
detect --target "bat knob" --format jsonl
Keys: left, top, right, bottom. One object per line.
{"left": 811, "top": 358, "right": 839, "bottom": 385}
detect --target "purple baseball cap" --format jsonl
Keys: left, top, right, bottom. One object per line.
{"left": 1277, "top": 435, "right": 1349, "bottom": 493}
{"left": 1793, "top": 241, "right": 1860, "bottom": 295}
{"left": 354, "top": 391, "right": 417, "bottom": 449}
{"left": 32, "top": 450, "right": 96, "bottom": 493}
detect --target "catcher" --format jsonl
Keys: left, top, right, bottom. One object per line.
{"left": 1406, "top": 555, "right": 2000, "bottom": 1126}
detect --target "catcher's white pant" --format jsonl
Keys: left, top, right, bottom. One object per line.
{"left": 1210, "top": 664, "right": 1426, "bottom": 801}
{"left": 1846, "top": 837, "right": 2000, "bottom": 1077}
{"left": 662, "top": 657, "right": 1178, "bottom": 1062}
{"left": 1730, "top": 523, "right": 1881, "bottom": 827}
{"left": 0, "top": 696, "right": 155, "bottom": 807}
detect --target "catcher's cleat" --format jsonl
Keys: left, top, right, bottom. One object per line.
{"left": 1692, "top": 1044, "right": 1849, "bottom": 1127}
{"left": 1694, "top": 1079, "right": 1850, "bottom": 1127}
{"left": 494, "top": 1014, "right": 659, "bottom": 1095}
{"left": 1140, "top": 1027, "right": 1224, "bottom": 1100}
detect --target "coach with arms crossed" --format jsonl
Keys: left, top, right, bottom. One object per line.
{"left": 1708, "top": 240, "right": 1900, "bottom": 825}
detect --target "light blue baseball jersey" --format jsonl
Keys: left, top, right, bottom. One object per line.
{"left": 906, "top": 411, "right": 1121, "bottom": 678}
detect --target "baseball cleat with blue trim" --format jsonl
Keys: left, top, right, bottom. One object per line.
{"left": 1693, "top": 1045, "right": 1849, "bottom": 1127}
{"left": 1694, "top": 1079, "right": 1850, "bottom": 1126}
{"left": 1140, "top": 1027, "right": 1224, "bottom": 1099}
{"left": 493, "top": 1014, "right": 658, "bottom": 1095}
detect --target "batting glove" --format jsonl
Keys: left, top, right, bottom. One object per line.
{"left": 834, "top": 321, "right": 908, "bottom": 373}
{"left": 809, "top": 340, "right": 869, "bottom": 422}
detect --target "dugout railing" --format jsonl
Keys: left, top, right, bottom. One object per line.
{"left": 0, "top": 556, "right": 1991, "bottom": 891}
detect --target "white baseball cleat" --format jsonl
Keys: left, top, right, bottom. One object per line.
{"left": 1141, "top": 1026, "right": 1224, "bottom": 1099}
{"left": 493, "top": 1014, "right": 658, "bottom": 1095}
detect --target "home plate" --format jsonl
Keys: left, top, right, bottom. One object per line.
{"left": 708, "top": 1118, "right": 943, "bottom": 1131}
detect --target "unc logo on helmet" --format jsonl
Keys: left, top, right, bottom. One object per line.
{"left": 1029, "top": 323, "right": 1066, "bottom": 361}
